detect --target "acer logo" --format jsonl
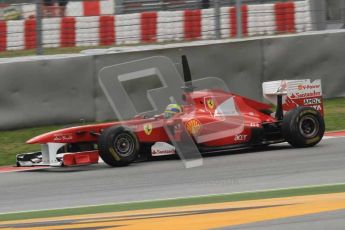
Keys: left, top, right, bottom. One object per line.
{"left": 304, "top": 98, "right": 321, "bottom": 105}
{"left": 234, "top": 134, "right": 247, "bottom": 141}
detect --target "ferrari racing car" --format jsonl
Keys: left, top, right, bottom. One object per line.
{"left": 16, "top": 56, "right": 325, "bottom": 167}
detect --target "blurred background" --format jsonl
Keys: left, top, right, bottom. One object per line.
{"left": 0, "top": 0, "right": 341, "bottom": 55}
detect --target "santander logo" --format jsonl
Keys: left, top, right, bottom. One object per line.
{"left": 152, "top": 149, "right": 175, "bottom": 155}
{"left": 151, "top": 142, "right": 176, "bottom": 156}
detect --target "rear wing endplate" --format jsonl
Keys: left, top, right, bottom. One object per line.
{"left": 262, "top": 79, "right": 323, "bottom": 116}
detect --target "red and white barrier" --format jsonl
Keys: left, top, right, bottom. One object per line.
{"left": 220, "top": 7, "right": 230, "bottom": 39}
{"left": 99, "top": 15, "right": 115, "bottom": 46}
{"left": 141, "top": 12, "right": 157, "bottom": 43}
{"left": 22, "top": 0, "right": 114, "bottom": 18}
{"left": 66, "top": 0, "right": 114, "bottom": 17}
{"left": 295, "top": 0, "right": 312, "bottom": 32}
{"left": 7, "top": 20, "right": 24, "bottom": 51}
{"left": 1, "top": 1, "right": 312, "bottom": 52}
{"left": 248, "top": 4, "right": 275, "bottom": 36}
{"left": 42, "top": 18, "right": 61, "bottom": 48}
{"left": 157, "top": 11, "right": 184, "bottom": 42}
{"left": 201, "top": 8, "right": 215, "bottom": 40}
{"left": 76, "top": 16, "right": 100, "bottom": 46}
{"left": 116, "top": 13, "right": 140, "bottom": 45}
{"left": 60, "top": 17, "right": 75, "bottom": 47}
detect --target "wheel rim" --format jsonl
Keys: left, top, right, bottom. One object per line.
{"left": 113, "top": 133, "right": 135, "bottom": 157}
{"left": 299, "top": 115, "right": 319, "bottom": 138}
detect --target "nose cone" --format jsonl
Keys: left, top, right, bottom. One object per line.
{"left": 26, "top": 128, "right": 76, "bottom": 144}
{"left": 25, "top": 122, "right": 119, "bottom": 144}
{"left": 26, "top": 134, "right": 46, "bottom": 144}
{"left": 26, "top": 136, "right": 39, "bottom": 144}
{"left": 26, "top": 131, "right": 57, "bottom": 144}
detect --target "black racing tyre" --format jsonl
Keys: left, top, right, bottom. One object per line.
{"left": 282, "top": 106, "right": 325, "bottom": 148}
{"left": 98, "top": 126, "right": 140, "bottom": 167}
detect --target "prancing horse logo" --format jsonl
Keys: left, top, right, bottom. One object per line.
{"left": 207, "top": 98, "right": 215, "bottom": 109}
{"left": 144, "top": 123, "right": 153, "bottom": 135}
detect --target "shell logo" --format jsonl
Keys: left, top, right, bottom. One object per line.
{"left": 298, "top": 85, "right": 303, "bottom": 90}
{"left": 144, "top": 123, "right": 153, "bottom": 135}
{"left": 185, "top": 119, "right": 202, "bottom": 136}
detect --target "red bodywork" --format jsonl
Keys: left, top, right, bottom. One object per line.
{"left": 26, "top": 90, "right": 278, "bottom": 166}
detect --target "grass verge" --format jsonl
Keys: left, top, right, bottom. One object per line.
{"left": 0, "top": 183, "right": 344, "bottom": 222}
{"left": 323, "top": 97, "right": 345, "bottom": 131}
{"left": 0, "top": 98, "right": 344, "bottom": 166}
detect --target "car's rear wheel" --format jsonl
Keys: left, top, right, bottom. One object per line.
{"left": 98, "top": 126, "right": 140, "bottom": 167}
{"left": 282, "top": 107, "right": 325, "bottom": 148}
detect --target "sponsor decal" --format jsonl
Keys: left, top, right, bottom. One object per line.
{"left": 290, "top": 81, "right": 322, "bottom": 101}
{"left": 250, "top": 122, "right": 260, "bottom": 128}
{"left": 143, "top": 123, "right": 153, "bottom": 135}
{"left": 151, "top": 142, "right": 176, "bottom": 156}
{"left": 185, "top": 119, "right": 202, "bottom": 136}
{"left": 206, "top": 98, "right": 215, "bottom": 109}
{"left": 303, "top": 98, "right": 321, "bottom": 105}
{"left": 286, "top": 80, "right": 323, "bottom": 114}
{"left": 53, "top": 134, "right": 73, "bottom": 141}
{"left": 295, "top": 91, "right": 321, "bottom": 99}
{"left": 234, "top": 134, "right": 247, "bottom": 141}
{"left": 298, "top": 84, "right": 321, "bottom": 91}
{"left": 312, "top": 105, "right": 322, "bottom": 111}
{"left": 152, "top": 149, "right": 175, "bottom": 156}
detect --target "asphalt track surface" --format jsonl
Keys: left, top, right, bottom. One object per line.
{"left": 0, "top": 137, "right": 345, "bottom": 215}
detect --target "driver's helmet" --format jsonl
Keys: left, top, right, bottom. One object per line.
{"left": 164, "top": 104, "right": 182, "bottom": 119}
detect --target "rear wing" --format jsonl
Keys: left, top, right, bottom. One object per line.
{"left": 262, "top": 79, "right": 323, "bottom": 116}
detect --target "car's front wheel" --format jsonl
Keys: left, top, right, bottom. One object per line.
{"left": 282, "top": 106, "right": 325, "bottom": 148}
{"left": 98, "top": 126, "right": 140, "bottom": 167}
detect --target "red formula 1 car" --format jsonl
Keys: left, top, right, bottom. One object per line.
{"left": 16, "top": 56, "right": 325, "bottom": 167}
